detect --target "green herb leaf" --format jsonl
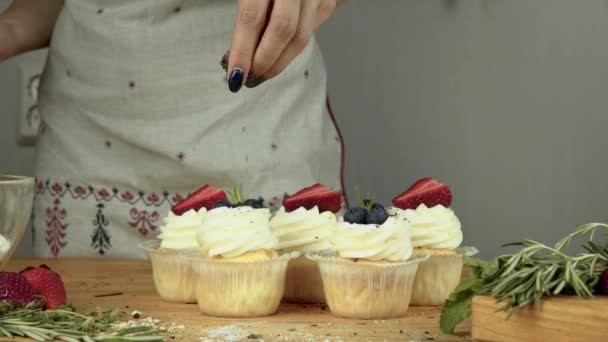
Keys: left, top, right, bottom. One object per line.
{"left": 227, "top": 184, "right": 245, "bottom": 204}
{"left": 440, "top": 277, "right": 482, "bottom": 334}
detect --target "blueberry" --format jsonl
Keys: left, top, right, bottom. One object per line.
{"left": 344, "top": 207, "right": 367, "bottom": 224}
{"left": 244, "top": 197, "right": 265, "bottom": 209}
{"left": 213, "top": 200, "right": 231, "bottom": 208}
{"left": 363, "top": 199, "right": 384, "bottom": 211}
{"left": 371, "top": 202, "right": 385, "bottom": 211}
{"left": 243, "top": 199, "right": 257, "bottom": 207}
{"left": 366, "top": 207, "right": 388, "bottom": 225}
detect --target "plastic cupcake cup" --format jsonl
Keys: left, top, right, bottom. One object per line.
{"left": 140, "top": 240, "right": 198, "bottom": 304}
{"left": 409, "top": 246, "right": 478, "bottom": 306}
{"left": 189, "top": 251, "right": 299, "bottom": 318}
{"left": 307, "top": 253, "right": 429, "bottom": 319}
{"left": 282, "top": 255, "right": 326, "bottom": 303}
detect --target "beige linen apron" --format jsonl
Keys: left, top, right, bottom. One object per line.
{"left": 32, "top": 0, "right": 344, "bottom": 258}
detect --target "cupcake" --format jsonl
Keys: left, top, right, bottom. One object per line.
{"left": 142, "top": 184, "right": 226, "bottom": 303}
{"left": 310, "top": 201, "right": 427, "bottom": 319}
{"left": 393, "top": 177, "right": 476, "bottom": 306}
{"left": 271, "top": 184, "right": 341, "bottom": 303}
{"left": 193, "top": 192, "right": 297, "bottom": 318}
{"left": 142, "top": 208, "right": 206, "bottom": 303}
{"left": 270, "top": 184, "right": 342, "bottom": 303}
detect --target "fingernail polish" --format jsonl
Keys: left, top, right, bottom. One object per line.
{"left": 228, "top": 68, "right": 244, "bottom": 93}
{"left": 245, "top": 74, "right": 266, "bottom": 88}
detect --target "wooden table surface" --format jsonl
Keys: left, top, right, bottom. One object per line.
{"left": 5, "top": 259, "right": 471, "bottom": 342}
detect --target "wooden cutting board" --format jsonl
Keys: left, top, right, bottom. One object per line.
{"left": 472, "top": 295, "right": 608, "bottom": 342}
{"left": 4, "top": 258, "right": 471, "bottom": 341}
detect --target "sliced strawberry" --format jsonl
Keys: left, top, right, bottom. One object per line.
{"left": 392, "top": 177, "right": 452, "bottom": 210}
{"left": 283, "top": 184, "right": 342, "bottom": 213}
{"left": 20, "top": 265, "right": 66, "bottom": 309}
{"left": 171, "top": 185, "right": 227, "bottom": 215}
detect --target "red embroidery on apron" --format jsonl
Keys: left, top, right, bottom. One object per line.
{"left": 128, "top": 208, "right": 160, "bottom": 237}
{"left": 45, "top": 198, "right": 68, "bottom": 257}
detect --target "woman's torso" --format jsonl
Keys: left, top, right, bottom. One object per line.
{"left": 32, "top": 0, "right": 343, "bottom": 259}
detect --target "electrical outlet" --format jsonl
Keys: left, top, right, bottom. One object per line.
{"left": 17, "top": 57, "right": 45, "bottom": 145}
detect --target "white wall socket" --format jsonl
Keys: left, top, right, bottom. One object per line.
{"left": 18, "top": 54, "right": 46, "bottom": 146}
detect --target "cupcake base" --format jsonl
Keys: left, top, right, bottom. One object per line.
{"left": 309, "top": 254, "right": 428, "bottom": 319}
{"left": 282, "top": 256, "right": 325, "bottom": 303}
{"left": 410, "top": 247, "right": 478, "bottom": 306}
{"left": 190, "top": 251, "right": 299, "bottom": 318}
{"left": 141, "top": 240, "right": 197, "bottom": 304}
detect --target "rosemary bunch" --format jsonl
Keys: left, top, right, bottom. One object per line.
{"left": 0, "top": 302, "right": 165, "bottom": 341}
{"left": 440, "top": 223, "right": 608, "bottom": 334}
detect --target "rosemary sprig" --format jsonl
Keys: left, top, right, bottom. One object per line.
{"left": 0, "top": 302, "right": 165, "bottom": 341}
{"left": 227, "top": 184, "right": 244, "bottom": 204}
{"left": 440, "top": 223, "right": 608, "bottom": 334}
{"left": 354, "top": 186, "right": 375, "bottom": 211}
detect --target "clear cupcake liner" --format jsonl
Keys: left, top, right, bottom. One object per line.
{"left": 410, "top": 246, "right": 478, "bottom": 306}
{"left": 140, "top": 240, "right": 199, "bottom": 304}
{"left": 282, "top": 255, "right": 326, "bottom": 303}
{"left": 188, "top": 251, "right": 300, "bottom": 318}
{"left": 306, "top": 253, "right": 429, "bottom": 319}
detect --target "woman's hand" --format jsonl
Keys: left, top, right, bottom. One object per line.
{"left": 0, "top": 0, "right": 64, "bottom": 61}
{"left": 226, "top": 0, "right": 337, "bottom": 92}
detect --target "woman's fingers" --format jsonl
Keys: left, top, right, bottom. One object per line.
{"left": 249, "top": 0, "right": 301, "bottom": 80}
{"left": 228, "top": 0, "right": 336, "bottom": 91}
{"left": 250, "top": 0, "right": 336, "bottom": 85}
{"left": 259, "top": 0, "right": 317, "bottom": 80}
{"left": 313, "top": 0, "right": 337, "bottom": 28}
{"left": 227, "top": 0, "right": 269, "bottom": 92}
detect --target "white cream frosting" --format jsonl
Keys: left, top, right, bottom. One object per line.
{"left": 0, "top": 234, "right": 10, "bottom": 259}
{"left": 197, "top": 206, "right": 278, "bottom": 258}
{"left": 270, "top": 206, "right": 337, "bottom": 252}
{"left": 157, "top": 208, "right": 206, "bottom": 250}
{"left": 332, "top": 208, "right": 413, "bottom": 261}
{"left": 404, "top": 204, "right": 462, "bottom": 249}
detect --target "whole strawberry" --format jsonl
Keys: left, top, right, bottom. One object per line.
{"left": 598, "top": 269, "right": 608, "bottom": 295}
{"left": 0, "top": 272, "right": 41, "bottom": 306}
{"left": 21, "top": 265, "right": 66, "bottom": 309}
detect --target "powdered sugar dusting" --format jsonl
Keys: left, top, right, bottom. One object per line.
{"left": 199, "top": 323, "right": 346, "bottom": 342}
{"left": 199, "top": 325, "right": 251, "bottom": 342}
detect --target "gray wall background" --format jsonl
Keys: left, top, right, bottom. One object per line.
{"left": 2, "top": 0, "right": 608, "bottom": 258}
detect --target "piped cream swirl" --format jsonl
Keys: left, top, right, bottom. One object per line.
{"left": 332, "top": 208, "right": 412, "bottom": 261}
{"left": 404, "top": 204, "right": 462, "bottom": 249}
{"left": 270, "top": 206, "right": 337, "bottom": 252}
{"left": 197, "top": 206, "right": 277, "bottom": 258}
{"left": 158, "top": 208, "right": 206, "bottom": 250}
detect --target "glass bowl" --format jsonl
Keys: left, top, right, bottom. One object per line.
{"left": 0, "top": 175, "right": 35, "bottom": 271}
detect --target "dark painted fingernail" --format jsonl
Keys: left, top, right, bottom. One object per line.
{"left": 245, "top": 74, "right": 266, "bottom": 88}
{"left": 228, "top": 68, "right": 244, "bottom": 93}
